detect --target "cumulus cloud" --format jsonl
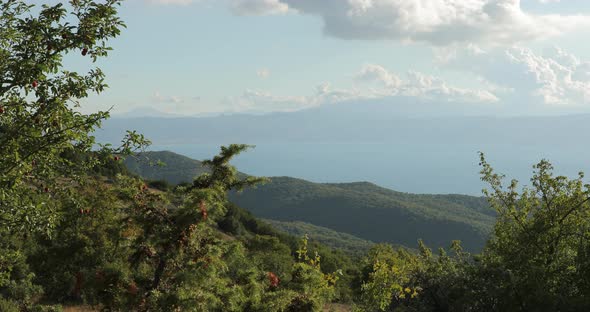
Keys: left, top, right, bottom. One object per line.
{"left": 257, "top": 68, "right": 270, "bottom": 79}
{"left": 355, "top": 64, "right": 499, "bottom": 103}
{"left": 230, "top": 0, "right": 289, "bottom": 15}
{"left": 152, "top": 91, "right": 186, "bottom": 103}
{"left": 234, "top": 48, "right": 590, "bottom": 114}
{"left": 356, "top": 64, "right": 402, "bottom": 88}
{"left": 223, "top": 90, "right": 312, "bottom": 113}
{"left": 233, "top": 0, "right": 590, "bottom": 46}
{"left": 222, "top": 64, "right": 499, "bottom": 114}
{"left": 224, "top": 84, "right": 362, "bottom": 113}
{"left": 151, "top": 91, "right": 201, "bottom": 104}
{"left": 443, "top": 46, "right": 590, "bottom": 106}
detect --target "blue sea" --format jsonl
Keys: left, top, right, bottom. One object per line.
{"left": 148, "top": 142, "right": 590, "bottom": 195}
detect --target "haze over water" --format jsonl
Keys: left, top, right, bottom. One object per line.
{"left": 149, "top": 141, "right": 590, "bottom": 195}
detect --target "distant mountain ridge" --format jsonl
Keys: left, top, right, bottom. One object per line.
{"left": 96, "top": 106, "right": 590, "bottom": 146}
{"left": 125, "top": 151, "right": 495, "bottom": 251}
{"left": 231, "top": 176, "right": 493, "bottom": 251}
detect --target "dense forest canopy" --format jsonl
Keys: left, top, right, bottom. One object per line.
{"left": 2, "top": 1, "right": 590, "bottom": 312}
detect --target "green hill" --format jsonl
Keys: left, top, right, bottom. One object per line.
{"left": 124, "top": 151, "right": 209, "bottom": 184}
{"left": 263, "top": 219, "right": 375, "bottom": 257}
{"left": 230, "top": 177, "right": 494, "bottom": 251}
{"left": 125, "top": 151, "right": 495, "bottom": 251}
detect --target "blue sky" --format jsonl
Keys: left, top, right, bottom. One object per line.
{"left": 63, "top": 0, "right": 590, "bottom": 116}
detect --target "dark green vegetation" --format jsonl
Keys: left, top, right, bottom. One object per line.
{"left": 124, "top": 151, "right": 210, "bottom": 185}
{"left": 126, "top": 151, "right": 493, "bottom": 251}
{"left": 231, "top": 177, "right": 493, "bottom": 251}
{"left": 0, "top": 3, "right": 343, "bottom": 310}
{"left": 264, "top": 219, "right": 375, "bottom": 257}
{"left": 3, "top": 2, "right": 590, "bottom": 311}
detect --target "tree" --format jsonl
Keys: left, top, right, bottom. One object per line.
{"left": 23, "top": 144, "right": 339, "bottom": 311}
{"left": 1, "top": 3, "right": 343, "bottom": 310}
{"left": 0, "top": 0, "right": 147, "bottom": 233}
{"left": 478, "top": 153, "right": 590, "bottom": 311}
{"left": 354, "top": 154, "right": 590, "bottom": 312}
{"left": 355, "top": 244, "right": 420, "bottom": 311}
{"left": 0, "top": 1, "right": 147, "bottom": 308}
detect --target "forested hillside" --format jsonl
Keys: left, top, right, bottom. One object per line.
{"left": 232, "top": 177, "right": 493, "bottom": 251}
{"left": 126, "top": 151, "right": 494, "bottom": 250}
{"left": 124, "top": 151, "right": 209, "bottom": 184}
{"left": 263, "top": 219, "right": 375, "bottom": 257}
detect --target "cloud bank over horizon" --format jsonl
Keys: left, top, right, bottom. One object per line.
{"left": 231, "top": 0, "right": 590, "bottom": 46}
{"left": 99, "top": 0, "right": 590, "bottom": 117}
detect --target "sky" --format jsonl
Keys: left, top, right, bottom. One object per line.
{"left": 58, "top": 0, "right": 590, "bottom": 116}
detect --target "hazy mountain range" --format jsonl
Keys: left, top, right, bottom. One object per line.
{"left": 98, "top": 103, "right": 590, "bottom": 195}
{"left": 100, "top": 102, "right": 590, "bottom": 145}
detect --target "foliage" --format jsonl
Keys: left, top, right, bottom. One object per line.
{"left": 124, "top": 151, "right": 212, "bottom": 185}
{"left": 476, "top": 153, "right": 590, "bottom": 311}
{"left": 287, "top": 235, "right": 340, "bottom": 311}
{"left": 354, "top": 155, "right": 590, "bottom": 311}
{"left": 0, "top": 0, "right": 148, "bottom": 231}
{"left": 13, "top": 145, "right": 340, "bottom": 311}
{"left": 354, "top": 244, "right": 419, "bottom": 312}
{"left": 230, "top": 177, "right": 493, "bottom": 251}
{"left": 264, "top": 220, "right": 375, "bottom": 258}
{"left": 0, "top": 1, "right": 148, "bottom": 309}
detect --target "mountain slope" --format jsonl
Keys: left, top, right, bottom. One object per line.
{"left": 124, "top": 151, "right": 495, "bottom": 251}
{"left": 230, "top": 177, "right": 493, "bottom": 251}
{"left": 264, "top": 219, "right": 375, "bottom": 257}
{"left": 124, "top": 151, "right": 208, "bottom": 184}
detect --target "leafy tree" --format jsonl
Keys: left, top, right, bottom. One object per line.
{"left": 287, "top": 235, "right": 340, "bottom": 311}
{"left": 354, "top": 155, "right": 590, "bottom": 311}
{"left": 23, "top": 144, "right": 340, "bottom": 311}
{"left": 0, "top": 0, "right": 147, "bottom": 232}
{"left": 477, "top": 153, "right": 590, "bottom": 311}
{"left": 355, "top": 244, "right": 420, "bottom": 311}
{"left": 1, "top": 2, "right": 344, "bottom": 310}
{"left": 0, "top": 1, "right": 147, "bottom": 308}
{"left": 114, "top": 145, "right": 339, "bottom": 311}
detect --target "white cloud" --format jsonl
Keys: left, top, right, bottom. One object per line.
{"left": 221, "top": 64, "right": 498, "bottom": 114}
{"left": 315, "top": 83, "right": 363, "bottom": 104}
{"left": 355, "top": 64, "right": 499, "bottom": 103}
{"left": 145, "top": 92, "right": 203, "bottom": 115}
{"left": 236, "top": 0, "right": 590, "bottom": 46}
{"left": 223, "top": 84, "right": 362, "bottom": 113}
{"left": 257, "top": 68, "right": 270, "bottom": 79}
{"left": 152, "top": 91, "right": 186, "bottom": 103}
{"left": 223, "top": 90, "right": 312, "bottom": 113}
{"left": 355, "top": 64, "right": 402, "bottom": 88}
{"left": 230, "top": 0, "right": 289, "bottom": 16}
{"left": 443, "top": 46, "right": 590, "bottom": 106}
